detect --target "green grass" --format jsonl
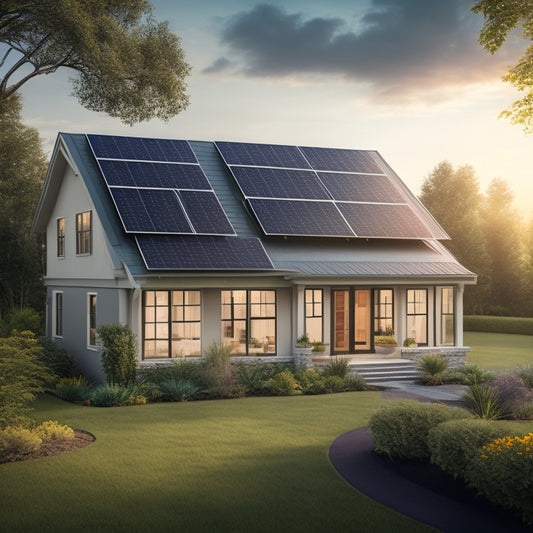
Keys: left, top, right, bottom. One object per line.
{"left": 0, "top": 392, "right": 437, "bottom": 533}
{"left": 465, "top": 331, "right": 533, "bottom": 371}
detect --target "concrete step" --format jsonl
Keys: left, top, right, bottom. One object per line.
{"left": 349, "top": 359, "right": 419, "bottom": 383}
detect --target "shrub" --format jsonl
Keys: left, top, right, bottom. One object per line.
{"left": 266, "top": 369, "right": 300, "bottom": 396}
{"left": 157, "top": 378, "right": 204, "bottom": 401}
{"left": 89, "top": 383, "right": 142, "bottom": 407}
{"left": 54, "top": 376, "right": 93, "bottom": 402}
{"left": 344, "top": 373, "right": 367, "bottom": 391}
{"left": 0, "top": 331, "right": 53, "bottom": 428}
{"left": 462, "top": 381, "right": 503, "bottom": 420}
{"left": 140, "top": 360, "right": 201, "bottom": 385}
{"left": 1, "top": 308, "right": 43, "bottom": 337}
{"left": 235, "top": 363, "right": 278, "bottom": 394}
{"left": 36, "top": 337, "right": 74, "bottom": 378}
{"left": 374, "top": 335, "right": 397, "bottom": 346}
{"left": 323, "top": 357, "right": 349, "bottom": 379}
{"left": 466, "top": 433, "right": 533, "bottom": 524}
{"left": 369, "top": 400, "right": 470, "bottom": 459}
{"left": 403, "top": 337, "right": 416, "bottom": 347}
{"left": 417, "top": 354, "right": 448, "bottom": 385}
{"left": 33, "top": 420, "right": 74, "bottom": 441}
{"left": 463, "top": 315, "right": 533, "bottom": 336}
{"left": 443, "top": 365, "right": 494, "bottom": 385}
{"left": 96, "top": 323, "right": 137, "bottom": 386}
{"left": 0, "top": 426, "right": 42, "bottom": 463}
{"left": 515, "top": 365, "right": 533, "bottom": 389}
{"left": 491, "top": 373, "right": 533, "bottom": 419}
{"left": 201, "top": 343, "right": 245, "bottom": 399}
{"left": 428, "top": 418, "right": 506, "bottom": 480}
{"left": 300, "top": 369, "right": 328, "bottom": 395}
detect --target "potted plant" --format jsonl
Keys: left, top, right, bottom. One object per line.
{"left": 374, "top": 331, "right": 398, "bottom": 356}
{"left": 294, "top": 333, "right": 313, "bottom": 367}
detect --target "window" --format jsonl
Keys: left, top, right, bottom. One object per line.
{"left": 76, "top": 211, "right": 92, "bottom": 254}
{"left": 54, "top": 292, "right": 63, "bottom": 337}
{"left": 221, "top": 290, "right": 276, "bottom": 355}
{"left": 143, "top": 290, "right": 201, "bottom": 358}
{"left": 57, "top": 218, "right": 65, "bottom": 257}
{"left": 440, "top": 287, "right": 455, "bottom": 346}
{"left": 374, "top": 289, "right": 393, "bottom": 335}
{"left": 305, "top": 289, "right": 323, "bottom": 343}
{"left": 406, "top": 289, "right": 427, "bottom": 346}
{"left": 88, "top": 293, "right": 97, "bottom": 347}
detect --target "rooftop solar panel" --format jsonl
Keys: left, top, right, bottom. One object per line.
{"left": 216, "top": 141, "right": 311, "bottom": 169}
{"left": 87, "top": 134, "right": 197, "bottom": 163}
{"left": 230, "top": 167, "right": 330, "bottom": 200}
{"left": 317, "top": 172, "right": 406, "bottom": 203}
{"left": 110, "top": 188, "right": 193, "bottom": 234}
{"left": 136, "top": 235, "right": 274, "bottom": 270}
{"left": 299, "top": 146, "right": 383, "bottom": 174}
{"left": 337, "top": 203, "right": 433, "bottom": 239}
{"left": 248, "top": 198, "right": 354, "bottom": 237}
{"left": 178, "top": 190, "right": 234, "bottom": 235}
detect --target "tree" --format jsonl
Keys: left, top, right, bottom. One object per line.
{"left": 472, "top": 1, "right": 533, "bottom": 133}
{"left": 419, "top": 161, "right": 490, "bottom": 314}
{"left": 0, "top": 95, "right": 47, "bottom": 318}
{"left": 0, "top": 0, "right": 190, "bottom": 124}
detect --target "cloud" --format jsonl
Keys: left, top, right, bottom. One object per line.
{"left": 204, "top": 0, "right": 519, "bottom": 101}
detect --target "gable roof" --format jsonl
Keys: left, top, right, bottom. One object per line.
{"left": 33, "top": 133, "right": 476, "bottom": 283}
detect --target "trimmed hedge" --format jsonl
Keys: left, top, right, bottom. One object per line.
{"left": 464, "top": 315, "right": 533, "bottom": 336}
{"left": 368, "top": 400, "right": 471, "bottom": 459}
{"left": 428, "top": 418, "right": 507, "bottom": 480}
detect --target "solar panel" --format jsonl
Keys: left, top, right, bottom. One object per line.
{"left": 337, "top": 203, "right": 433, "bottom": 239}
{"left": 98, "top": 160, "right": 211, "bottom": 189}
{"left": 317, "top": 172, "right": 406, "bottom": 203}
{"left": 299, "top": 146, "right": 383, "bottom": 173}
{"left": 136, "top": 235, "right": 274, "bottom": 270}
{"left": 178, "top": 190, "right": 234, "bottom": 235}
{"left": 216, "top": 141, "right": 311, "bottom": 169}
{"left": 110, "top": 188, "right": 193, "bottom": 233}
{"left": 87, "top": 134, "right": 197, "bottom": 163}
{"left": 230, "top": 167, "right": 330, "bottom": 200}
{"left": 248, "top": 199, "right": 354, "bottom": 237}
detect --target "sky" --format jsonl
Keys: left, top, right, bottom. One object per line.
{"left": 14, "top": 0, "right": 533, "bottom": 216}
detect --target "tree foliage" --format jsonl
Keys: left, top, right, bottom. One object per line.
{"left": 473, "top": 1, "right": 533, "bottom": 133}
{"left": 0, "top": 95, "right": 46, "bottom": 318}
{"left": 0, "top": 0, "right": 190, "bottom": 124}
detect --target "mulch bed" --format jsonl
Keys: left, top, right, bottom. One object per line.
{"left": 2, "top": 430, "right": 95, "bottom": 464}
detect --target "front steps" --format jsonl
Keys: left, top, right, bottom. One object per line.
{"left": 348, "top": 358, "right": 419, "bottom": 384}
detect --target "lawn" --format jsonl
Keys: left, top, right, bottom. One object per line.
{"left": 1, "top": 392, "right": 437, "bottom": 533}
{"left": 465, "top": 331, "right": 533, "bottom": 371}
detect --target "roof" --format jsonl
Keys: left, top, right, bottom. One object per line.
{"left": 33, "top": 133, "right": 476, "bottom": 283}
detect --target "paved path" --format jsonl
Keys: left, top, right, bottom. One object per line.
{"left": 375, "top": 381, "right": 467, "bottom": 402}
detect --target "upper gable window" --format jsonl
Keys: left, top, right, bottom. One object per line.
{"left": 57, "top": 217, "right": 65, "bottom": 258}
{"left": 76, "top": 211, "right": 92, "bottom": 255}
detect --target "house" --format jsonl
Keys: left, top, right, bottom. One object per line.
{"left": 33, "top": 133, "right": 476, "bottom": 382}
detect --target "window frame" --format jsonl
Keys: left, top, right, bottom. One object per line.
{"left": 406, "top": 288, "right": 428, "bottom": 347}
{"left": 304, "top": 288, "right": 323, "bottom": 343}
{"left": 53, "top": 291, "right": 63, "bottom": 337}
{"left": 439, "top": 286, "right": 455, "bottom": 346}
{"left": 76, "top": 211, "right": 92, "bottom": 255}
{"left": 87, "top": 293, "right": 97, "bottom": 348}
{"left": 142, "top": 290, "right": 202, "bottom": 359}
{"left": 373, "top": 288, "right": 394, "bottom": 336}
{"left": 57, "top": 217, "right": 65, "bottom": 258}
{"left": 221, "top": 289, "right": 277, "bottom": 356}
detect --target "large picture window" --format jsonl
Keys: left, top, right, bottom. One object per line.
{"left": 406, "top": 289, "right": 427, "bottom": 346}
{"left": 57, "top": 218, "right": 65, "bottom": 258}
{"left": 440, "top": 287, "right": 455, "bottom": 346}
{"left": 374, "top": 289, "right": 393, "bottom": 335}
{"left": 143, "top": 290, "right": 201, "bottom": 358}
{"left": 221, "top": 290, "right": 276, "bottom": 355}
{"left": 76, "top": 211, "right": 92, "bottom": 255}
{"left": 305, "top": 289, "right": 323, "bottom": 343}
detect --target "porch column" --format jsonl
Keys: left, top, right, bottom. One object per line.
{"left": 395, "top": 288, "right": 406, "bottom": 347}
{"left": 456, "top": 283, "right": 464, "bottom": 347}
{"left": 295, "top": 285, "right": 305, "bottom": 341}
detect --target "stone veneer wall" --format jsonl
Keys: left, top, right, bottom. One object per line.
{"left": 401, "top": 346, "right": 470, "bottom": 369}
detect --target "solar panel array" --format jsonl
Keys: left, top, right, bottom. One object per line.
{"left": 87, "top": 134, "right": 234, "bottom": 236}
{"left": 216, "top": 140, "right": 437, "bottom": 240}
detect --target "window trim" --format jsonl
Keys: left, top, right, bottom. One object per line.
{"left": 439, "top": 286, "right": 455, "bottom": 346}
{"left": 53, "top": 291, "right": 63, "bottom": 338}
{"left": 373, "top": 288, "right": 394, "bottom": 336}
{"left": 304, "top": 288, "right": 323, "bottom": 343}
{"left": 87, "top": 292, "right": 97, "bottom": 349}
{"left": 406, "top": 288, "right": 428, "bottom": 347}
{"left": 76, "top": 211, "right": 92, "bottom": 255}
{"left": 221, "top": 289, "right": 277, "bottom": 356}
{"left": 56, "top": 217, "right": 65, "bottom": 258}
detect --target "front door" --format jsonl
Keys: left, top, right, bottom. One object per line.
{"left": 332, "top": 289, "right": 372, "bottom": 354}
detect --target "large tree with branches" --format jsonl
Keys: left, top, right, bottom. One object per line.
{"left": 0, "top": 0, "right": 190, "bottom": 124}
